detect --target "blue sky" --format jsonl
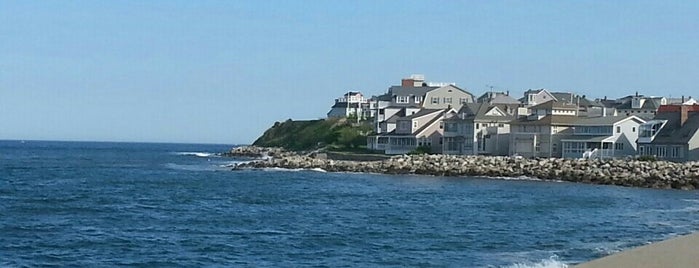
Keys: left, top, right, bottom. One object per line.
{"left": 1, "top": 1, "right": 698, "bottom": 144}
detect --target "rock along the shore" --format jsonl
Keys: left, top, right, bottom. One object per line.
{"left": 230, "top": 146, "right": 699, "bottom": 190}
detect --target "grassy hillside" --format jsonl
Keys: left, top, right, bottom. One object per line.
{"left": 252, "top": 118, "right": 374, "bottom": 151}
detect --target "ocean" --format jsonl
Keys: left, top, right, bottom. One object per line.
{"left": 2, "top": 141, "right": 699, "bottom": 267}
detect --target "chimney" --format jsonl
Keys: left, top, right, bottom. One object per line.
{"left": 682, "top": 95, "right": 685, "bottom": 103}
{"left": 401, "top": 79, "right": 415, "bottom": 87}
{"left": 681, "top": 105, "right": 689, "bottom": 126}
{"left": 602, "top": 107, "right": 607, "bottom": 117}
{"left": 635, "top": 91, "right": 639, "bottom": 97}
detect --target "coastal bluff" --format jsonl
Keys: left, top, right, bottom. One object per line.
{"left": 228, "top": 146, "right": 699, "bottom": 190}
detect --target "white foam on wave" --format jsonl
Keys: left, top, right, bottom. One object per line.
{"left": 500, "top": 257, "right": 568, "bottom": 268}
{"left": 175, "top": 152, "right": 219, "bottom": 158}
{"left": 261, "top": 167, "right": 327, "bottom": 173}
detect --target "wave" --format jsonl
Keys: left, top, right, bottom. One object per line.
{"left": 260, "top": 167, "right": 327, "bottom": 173}
{"left": 174, "top": 152, "right": 219, "bottom": 158}
{"left": 500, "top": 257, "right": 568, "bottom": 268}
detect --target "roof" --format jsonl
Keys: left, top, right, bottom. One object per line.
{"left": 374, "top": 93, "right": 393, "bottom": 102}
{"left": 343, "top": 91, "right": 362, "bottom": 96}
{"left": 402, "top": 109, "right": 443, "bottom": 120}
{"left": 477, "top": 92, "right": 520, "bottom": 104}
{"left": 649, "top": 112, "right": 699, "bottom": 144}
{"left": 457, "top": 103, "right": 515, "bottom": 122}
{"left": 573, "top": 115, "right": 643, "bottom": 126}
{"left": 615, "top": 98, "right": 663, "bottom": 110}
{"left": 529, "top": 100, "right": 579, "bottom": 110}
{"left": 388, "top": 85, "right": 437, "bottom": 97}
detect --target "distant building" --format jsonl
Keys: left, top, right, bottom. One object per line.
{"left": 327, "top": 91, "right": 371, "bottom": 119}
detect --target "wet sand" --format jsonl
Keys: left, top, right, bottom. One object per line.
{"left": 574, "top": 232, "right": 699, "bottom": 268}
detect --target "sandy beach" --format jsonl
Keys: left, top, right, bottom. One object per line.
{"left": 574, "top": 232, "right": 699, "bottom": 268}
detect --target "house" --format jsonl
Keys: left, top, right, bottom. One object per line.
{"left": 509, "top": 101, "right": 580, "bottom": 158}
{"left": 615, "top": 93, "right": 667, "bottom": 119}
{"left": 637, "top": 104, "right": 699, "bottom": 161}
{"left": 368, "top": 108, "right": 456, "bottom": 154}
{"left": 560, "top": 115, "right": 645, "bottom": 159}
{"left": 327, "top": 91, "right": 371, "bottom": 119}
{"left": 373, "top": 75, "right": 474, "bottom": 133}
{"left": 442, "top": 103, "right": 515, "bottom": 155}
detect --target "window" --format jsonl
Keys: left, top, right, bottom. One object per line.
{"left": 439, "top": 122, "right": 444, "bottom": 129}
{"left": 431, "top": 97, "right": 440, "bottom": 104}
{"left": 671, "top": 146, "right": 681, "bottom": 158}
{"left": 460, "top": 98, "right": 469, "bottom": 104}
{"left": 616, "top": 126, "right": 621, "bottom": 133}
{"left": 443, "top": 97, "right": 453, "bottom": 104}
{"left": 498, "top": 123, "right": 504, "bottom": 127}
{"left": 656, "top": 146, "right": 667, "bottom": 158}
{"left": 615, "top": 143, "right": 624, "bottom": 150}
{"left": 397, "top": 96, "right": 408, "bottom": 103}
{"left": 413, "top": 121, "right": 418, "bottom": 129}
{"left": 415, "top": 96, "right": 422, "bottom": 103}
{"left": 632, "top": 127, "right": 636, "bottom": 132}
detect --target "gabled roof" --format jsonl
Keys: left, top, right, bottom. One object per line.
{"left": 457, "top": 103, "right": 515, "bottom": 122}
{"left": 649, "top": 112, "right": 699, "bottom": 144}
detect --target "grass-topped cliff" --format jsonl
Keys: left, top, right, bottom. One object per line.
{"left": 252, "top": 118, "right": 374, "bottom": 151}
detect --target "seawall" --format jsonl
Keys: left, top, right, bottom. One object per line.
{"left": 230, "top": 147, "right": 699, "bottom": 190}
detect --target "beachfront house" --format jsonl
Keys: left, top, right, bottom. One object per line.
{"left": 442, "top": 103, "right": 515, "bottom": 155}
{"left": 477, "top": 91, "right": 520, "bottom": 105}
{"left": 368, "top": 108, "right": 456, "bottom": 154}
{"left": 637, "top": 104, "right": 699, "bottom": 161}
{"left": 560, "top": 115, "right": 645, "bottom": 159}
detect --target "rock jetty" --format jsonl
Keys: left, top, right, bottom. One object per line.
{"left": 230, "top": 147, "right": 699, "bottom": 190}
{"left": 222, "top": 146, "right": 294, "bottom": 158}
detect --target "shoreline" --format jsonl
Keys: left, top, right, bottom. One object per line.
{"left": 573, "top": 232, "right": 699, "bottom": 268}
{"left": 226, "top": 146, "right": 699, "bottom": 190}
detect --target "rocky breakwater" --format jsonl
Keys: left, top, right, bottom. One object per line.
{"left": 235, "top": 153, "right": 699, "bottom": 190}
{"left": 222, "top": 146, "right": 294, "bottom": 158}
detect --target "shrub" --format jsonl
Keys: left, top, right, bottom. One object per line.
{"left": 409, "top": 145, "right": 432, "bottom": 155}
{"left": 636, "top": 155, "right": 657, "bottom": 162}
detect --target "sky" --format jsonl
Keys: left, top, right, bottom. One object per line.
{"left": 1, "top": 1, "right": 698, "bottom": 144}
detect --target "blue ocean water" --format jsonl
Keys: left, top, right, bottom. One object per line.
{"left": 2, "top": 141, "right": 699, "bottom": 267}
